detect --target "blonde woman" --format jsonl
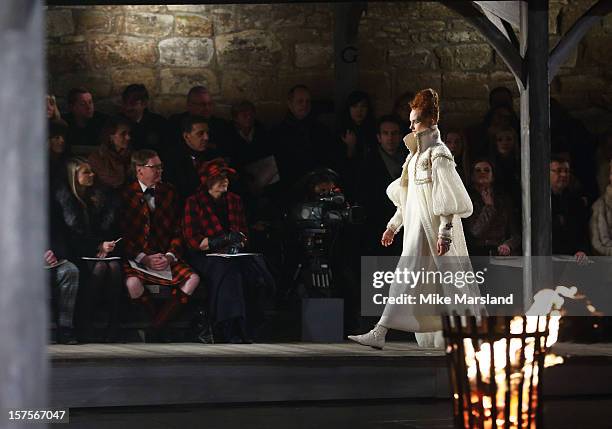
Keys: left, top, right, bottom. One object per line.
{"left": 53, "top": 157, "right": 122, "bottom": 342}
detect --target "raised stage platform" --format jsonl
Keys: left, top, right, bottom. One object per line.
{"left": 49, "top": 341, "right": 612, "bottom": 409}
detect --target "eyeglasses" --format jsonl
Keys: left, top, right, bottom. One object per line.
{"left": 142, "top": 164, "right": 163, "bottom": 171}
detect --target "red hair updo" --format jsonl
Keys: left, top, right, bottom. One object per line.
{"left": 410, "top": 88, "right": 440, "bottom": 124}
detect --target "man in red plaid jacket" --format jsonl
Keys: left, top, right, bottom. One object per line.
{"left": 120, "top": 149, "right": 200, "bottom": 330}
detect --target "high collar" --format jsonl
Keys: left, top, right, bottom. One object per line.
{"left": 403, "top": 125, "right": 441, "bottom": 154}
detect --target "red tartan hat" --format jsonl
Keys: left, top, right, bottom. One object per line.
{"left": 198, "top": 157, "right": 237, "bottom": 186}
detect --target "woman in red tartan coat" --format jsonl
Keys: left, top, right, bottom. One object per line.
{"left": 120, "top": 149, "right": 200, "bottom": 330}
{"left": 183, "top": 158, "right": 275, "bottom": 343}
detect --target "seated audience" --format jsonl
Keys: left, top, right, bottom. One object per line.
{"left": 273, "top": 84, "right": 333, "bottom": 193}
{"left": 550, "top": 155, "right": 590, "bottom": 262}
{"left": 225, "top": 100, "right": 274, "bottom": 170}
{"left": 333, "top": 90, "right": 377, "bottom": 199}
{"left": 551, "top": 98, "right": 599, "bottom": 203}
{"left": 63, "top": 87, "right": 109, "bottom": 149}
{"left": 167, "top": 86, "right": 229, "bottom": 153}
{"left": 47, "top": 94, "right": 66, "bottom": 125}
{"left": 119, "top": 84, "right": 168, "bottom": 153}
{"left": 356, "top": 115, "right": 406, "bottom": 256}
{"left": 183, "top": 158, "right": 274, "bottom": 343}
{"left": 590, "top": 159, "right": 612, "bottom": 256}
{"left": 163, "top": 115, "right": 221, "bottom": 204}
{"left": 596, "top": 127, "right": 612, "bottom": 196}
{"left": 443, "top": 128, "right": 470, "bottom": 185}
{"left": 468, "top": 103, "right": 520, "bottom": 159}
{"left": 392, "top": 91, "right": 415, "bottom": 137}
{"left": 49, "top": 120, "right": 69, "bottom": 186}
{"left": 465, "top": 159, "right": 521, "bottom": 256}
{"left": 120, "top": 150, "right": 200, "bottom": 336}
{"left": 88, "top": 116, "right": 132, "bottom": 189}
{"left": 489, "top": 126, "right": 521, "bottom": 202}
{"left": 53, "top": 157, "right": 122, "bottom": 342}
{"left": 47, "top": 194, "right": 80, "bottom": 345}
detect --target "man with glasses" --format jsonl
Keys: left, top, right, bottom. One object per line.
{"left": 551, "top": 154, "right": 590, "bottom": 262}
{"left": 119, "top": 149, "right": 201, "bottom": 339}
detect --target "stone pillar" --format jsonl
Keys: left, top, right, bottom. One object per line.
{"left": 0, "top": 1, "right": 48, "bottom": 427}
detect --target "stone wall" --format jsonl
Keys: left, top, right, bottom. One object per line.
{"left": 47, "top": 1, "right": 612, "bottom": 133}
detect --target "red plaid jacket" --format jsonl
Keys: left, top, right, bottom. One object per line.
{"left": 120, "top": 181, "right": 184, "bottom": 259}
{"left": 183, "top": 190, "right": 248, "bottom": 251}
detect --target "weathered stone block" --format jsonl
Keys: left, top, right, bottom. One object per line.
{"left": 221, "top": 69, "right": 278, "bottom": 101}
{"left": 47, "top": 43, "right": 89, "bottom": 74}
{"left": 47, "top": 9, "right": 74, "bottom": 38}
{"left": 236, "top": 4, "right": 307, "bottom": 30}
{"left": 167, "top": 5, "right": 209, "bottom": 13}
{"left": 400, "top": 20, "right": 446, "bottom": 32}
{"left": 295, "top": 43, "right": 333, "bottom": 68}
{"left": 175, "top": 15, "right": 213, "bottom": 37}
{"left": 358, "top": 40, "right": 388, "bottom": 69}
{"left": 151, "top": 95, "right": 188, "bottom": 118}
{"left": 442, "top": 72, "right": 489, "bottom": 99}
{"left": 110, "top": 68, "right": 158, "bottom": 95}
{"left": 389, "top": 47, "right": 437, "bottom": 69}
{"left": 409, "top": 32, "right": 447, "bottom": 43}
{"left": 441, "top": 99, "right": 489, "bottom": 115}
{"left": 582, "top": 34, "right": 612, "bottom": 66}
{"left": 50, "top": 72, "right": 112, "bottom": 98}
{"left": 211, "top": 6, "right": 239, "bottom": 35}
{"left": 360, "top": 71, "right": 392, "bottom": 110}
{"left": 59, "top": 35, "right": 86, "bottom": 44}
{"left": 216, "top": 31, "right": 282, "bottom": 68}
{"left": 419, "top": 2, "right": 461, "bottom": 19}
{"left": 278, "top": 70, "right": 335, "bottom": 100}
{"left": 549, "top": 3, "right": 563, "bottom": 34}
{"left": 366, "top": 3, "right": 419, "bottom": 20}
{"left": 73, "top": 11, "right": 111, "bottom": 33}
{"left": 90, "top": 36, "right": 158, "bottom": 68}
{"left": 125, "top": 13, "right": 174, "bottom": 37}
{"left": 160, "top": 69, "right": 220, "bottom": 95}
{"left": 158, "top": 38, "right": 214, "bottom": 67}
{"left": 604, "top": 14, "right": 612, "bottom": 33}
{"left": 445, "top": 30, "right": 483, "bottom": 44}
{"left": 396, "top": 72, "right": 442, "bottom": 95}
{"left": 436, "top": 44, "right": 493, "bottom": 70}
{"left": 306, "top": 12, "right": 332, "bottom": 29}
{"left": 559, "top": 74, "right": 607, "bottom": 92}
{"left": 123, "top": 5, "right": 167, "bottom": 13}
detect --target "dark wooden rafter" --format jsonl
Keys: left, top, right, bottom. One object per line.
{"left": 549, "top": 0, "right": 612, "bottom": 82}
{"left": 441, "top": 1, "right": 525, "bottom": 87}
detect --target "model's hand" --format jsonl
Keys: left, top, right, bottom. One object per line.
{"left": 497, "top": 244, "right": 511, "bottom": 256}
{"left": 381, "top": 228, "right": 395, "bottom": 247}
{"left": 437, "top": 238, "right": 450, "bottom": 256}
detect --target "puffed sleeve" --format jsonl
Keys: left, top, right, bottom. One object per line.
{"left": 431, "top": 146, "right": 473, "bottom": 235}
{"left": 386, "top": 177, "right": 403, "bottom": 234}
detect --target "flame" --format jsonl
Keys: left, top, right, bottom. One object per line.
{"left": 459, "top": 315, "right": 563, "bottom": 429}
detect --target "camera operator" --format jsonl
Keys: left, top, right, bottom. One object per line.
{"left": 284, "top": 169, "right": 364, "bottom": 333}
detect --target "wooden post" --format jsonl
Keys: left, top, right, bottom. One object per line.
{"left": 527, "top": 0, "right": 552, "bottom": 299}
{"left": 333, "top": 2, "right": 365, "bottom": 118}
{"left": 0, "top": 0, "right": 47, "bottom": 424}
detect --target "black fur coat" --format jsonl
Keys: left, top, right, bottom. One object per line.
{"left": 53, "top": 184, "right": 120, "bottom": 258}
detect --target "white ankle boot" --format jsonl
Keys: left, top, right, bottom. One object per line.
{"left": 348, "top": 324, "right": 388, "bottom": 349}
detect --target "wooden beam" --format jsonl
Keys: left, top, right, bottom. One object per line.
{"left": 0, "top": 0, "right": 48, "bottom": 415}
{"left": 549, "top": 0, "right": 612, "bottom": 82}
{"left": 527, "top": 0, "right": 553, "bottom": 291}
{"left": 441, "top": 1, "right": 525, "bottom": 86}
{"left": 475, "top": 1, "right": 521, "bottom": 27}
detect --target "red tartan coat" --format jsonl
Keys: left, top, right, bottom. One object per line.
{"left": 183, "top": 190, "right": 248, "bottom": 251}
{"left": 120, "top": 181, "right": 185, "bottom": 259}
